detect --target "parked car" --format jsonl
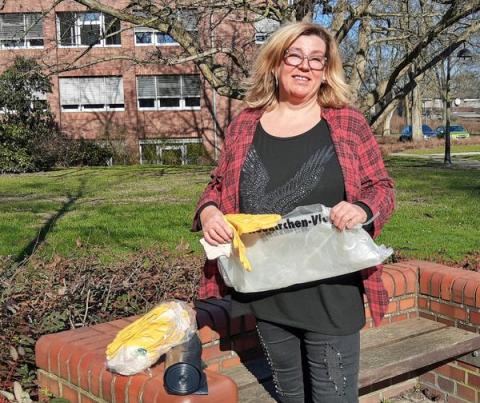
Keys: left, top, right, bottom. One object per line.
{"left": 435, "top": 125, "right": 470, "bottom": 139}
{"left": 399, "top": 125, "right": 436, "bottom": 142}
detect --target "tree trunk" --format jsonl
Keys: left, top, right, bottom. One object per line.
{"left": 411, "top": 65, "right": 423, "bottom": 141}
{"left": 349, "top": 15, "right": 370, "bottom": 105}
{"left": 405, "top": 95, "right": 411, "bottom": 126}
{"left": 382, "top": 107, "right": 395, "bottom": 137}
{"left": 331, "top": 0, "right": 348, "bottom": 34}
{"left": 371, "top": 99, "right": 398, "bottom": 133}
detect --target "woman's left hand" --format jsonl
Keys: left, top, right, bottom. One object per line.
{"left": 330, "top": 201, "right": 367, "bottom": 231}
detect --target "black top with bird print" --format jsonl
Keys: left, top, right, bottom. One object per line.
{"left": 232, "top": 119, "right": 366, "bottom": 335}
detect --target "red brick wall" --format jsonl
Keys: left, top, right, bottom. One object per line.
{"left": 357, "top": 261, "right": 480, "bottom": 403}
{"left": 363, "top": 262, "right": 418, "bottom": 329}
{"left": 0, "top": 1, "right": 253, "bottom": 160}
{"left": 35, "top": 260, "right": 480, "bottom": 402}
{"left": 33, "top": 262, "right": 421, "bottom": 403}
{"left": 410, "top": 260, "right": 480, "bottom": 402}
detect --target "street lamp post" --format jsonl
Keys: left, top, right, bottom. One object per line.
{"left": 444, "top": 55, "right": 452, "bottom": 165}
{"left": 444, "top": 47, "right": 473, "bottom": 165}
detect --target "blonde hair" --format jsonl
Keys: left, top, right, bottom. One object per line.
{"left": 244, "top": 22, "right": 350, "bottom": 109}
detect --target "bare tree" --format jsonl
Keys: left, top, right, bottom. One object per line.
{"left": 1, "top": 0, "right": 478, "bottom": 131}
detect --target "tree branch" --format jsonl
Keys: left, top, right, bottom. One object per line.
{"left": 365, "top": 12, "right": 443, "bottom": 18}
{"left": 370, "top": 17, "right": 480, "bottom": 125}
{"left": 71, "top": 0, "right": 245, "bottom": 98}
{"left": 335, "top": 0, "right": 373, "bottom": 43}
{"left": 45, "top": 47, "right": 236, "bottom": 75}
{"left": 368, "top": 35, "right": 411, "bottom": 45}
{"left": 383, "top": 1, "right": 480, "bottom": 100}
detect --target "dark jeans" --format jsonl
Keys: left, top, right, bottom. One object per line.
{"left": 256, "top": 319, "right": 360, "bottom": 403}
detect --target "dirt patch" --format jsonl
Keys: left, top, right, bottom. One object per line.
{"left": 378, "top": 136, "right": 480, "bottom": 157}
{"left": 456, "top": 252, "right": 480, "bottom": 271}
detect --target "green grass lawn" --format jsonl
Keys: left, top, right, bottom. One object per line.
{"left": 378, "top": 157, "right": 479, "bottom": 263}
{"left": 459, "top": 155, "right": 480, "bottom": 162}
{"left": 399, "top": 144, "right": 480, "bottom": 155}
{"left": 0, "top": 159, "right": 478, "bottom": 265}
{"left": 0, "top": 165, "right": 211, "bottom": 262}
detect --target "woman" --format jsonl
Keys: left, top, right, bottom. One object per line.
{"left": 193, "top": 22, "right": 394, "bottom": 402}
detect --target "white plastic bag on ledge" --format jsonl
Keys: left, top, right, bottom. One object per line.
{"left": 106, "top": 300, "right": 197, "bottom": 376}
{"left": 215, "top": 203, "right": 393, "bottom": 293}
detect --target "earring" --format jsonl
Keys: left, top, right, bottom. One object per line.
{"left": 272, "top": 73, "right": 278, "bottom": 89}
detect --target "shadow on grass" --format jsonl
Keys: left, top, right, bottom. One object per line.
{"left": 137, "top": 165, "right": 213, "bottom": 177}
{"left": 387, "top": 157, "right": 480, "bottom": 195}
{"left": 49, "top": 167, "right": 84, "bottom": 178}
{"left": 385, "top": 156, "right": 445, "bottom": 168}
{"left": 14, "top": 178, "right": 86, "bottom": 263}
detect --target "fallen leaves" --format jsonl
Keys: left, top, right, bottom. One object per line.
{"left": 0, "top": 248, "right": 203, "bottom": 400}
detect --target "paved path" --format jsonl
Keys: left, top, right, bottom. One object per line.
{"left": 392, "top": 151, "right": 480, "bottom": 169}
{"left": 395, "top": 151, "right": 480, "bottom": 157}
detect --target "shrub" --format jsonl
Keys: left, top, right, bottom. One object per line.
{"left": 0, "top": 57, "right": 114, "bottom": 172}
{"left": 0, "top": 57, "right": 60, "bottom": 173}
{"left": 0, "top": 125, "right": 34, "bottom": 173}
{"left": 186, "top": 142, "right": 213, "bottom": 164}
{"left": 107, "top": 139, "right": 136, "bottom": 165}
{"left": 64, "top": 139, "right": 113, "bottom": 167}
{"left": 142, "top": 144, "right": 159, "bottom": 164}
{"left": 163, "top": 148, "right": 182, "bottom": 165}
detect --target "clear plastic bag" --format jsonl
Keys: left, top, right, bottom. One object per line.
{"left": 214, "top": 203, "right": 393, "bottom": 293}
{"left": 106, "top": 300, "right": 197, "bottom": 376}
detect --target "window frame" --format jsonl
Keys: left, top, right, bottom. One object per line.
{"left": 254, "top": 32, "right": 269, "bottom": 45}
{"left": 59, "top": 76, "right": 125, "bottom": 113}
{"left": 133, "top": 9, "right": 197, "bottom": 47}
{"left": 56, "top": 12, "right": 121, "bottom": 48}
{"left": 61, "top": 104, "right": 125, "bottom": 112}
{"left": 254, "top": 18, "right": 280, "bottom": 45}
{"left": 139, "top": 137, "right": 203, "bottom": 165}
{"left": 134, "top": 27, "right": 179, "bottom": 47}
{"left": 0, "top": 13, "right": 44, "bottom": 50}
{"left": 136, "top": 75, "right": 201, "bottom": 112}
{"left": 0, "top": 92, "right": 47, "bottom": 114}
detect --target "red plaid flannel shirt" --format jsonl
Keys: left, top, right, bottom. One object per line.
{"left": 192, "top": 106, "right": 395, "bottom": 326}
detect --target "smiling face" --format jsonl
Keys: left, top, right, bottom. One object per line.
{"left": 276, "top": 34, "right": 327, "bottom": 105}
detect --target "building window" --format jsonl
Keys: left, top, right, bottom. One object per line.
{"left": 139, "top": 138, "right": 207, "bottom": 165}
{"left": 254, "top": 18, "right": 279, "bottom": 44}
{"left": 57, "top": 12, "right": 121, "bottom": 47}
{"left": 0, "top": 13, "right": 43, "bottom": 49}
{"left": 134, "top": 9, "right": 197, "bottom": 46}
{"left": 134, "top": 27, "right": 178, "bottom": 46}
{"left": 59, "top": 76, "right": 124, "bottom": 112}
{"left": 32, "top": 91, "right": 48, "bottom": 111}
{"left": 254, "top": 33, "right": 269, "bottom": 44}
{"left": 0, "top": 91, "right": 46, "bottom": 114}
{"left": 137, "top": 75, "right": 201, "bottom": 110}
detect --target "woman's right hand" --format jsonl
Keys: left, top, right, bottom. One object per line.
{"left": 200, "top": 205, "right": 234, "bottom": 246}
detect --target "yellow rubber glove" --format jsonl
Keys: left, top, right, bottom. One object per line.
{"left": 224, "top": 213, "right": 281, "bottom": 272}
{"left": 106, "top": 301, "right": 192, "bottom": 362}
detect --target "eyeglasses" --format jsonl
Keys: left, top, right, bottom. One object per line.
{"left": 283, "top": 49, "right": 327, "bottom": 71}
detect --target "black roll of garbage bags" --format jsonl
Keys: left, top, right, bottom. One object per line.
{"left": 164, "top": 333, "right": 208, "bottom": 395}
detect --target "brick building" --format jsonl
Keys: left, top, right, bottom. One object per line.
{"left": 0, "top": 1, "right": 273, "bottom": 163}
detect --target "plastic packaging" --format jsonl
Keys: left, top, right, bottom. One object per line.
{"left": 212, "top": 203, "right": 393, "bottom": 293}
{"left": 224, "top": 213, "right": 281, "bottom": 271}
{"left": 106, "top": 300, "right": 197, "bottom": 376}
